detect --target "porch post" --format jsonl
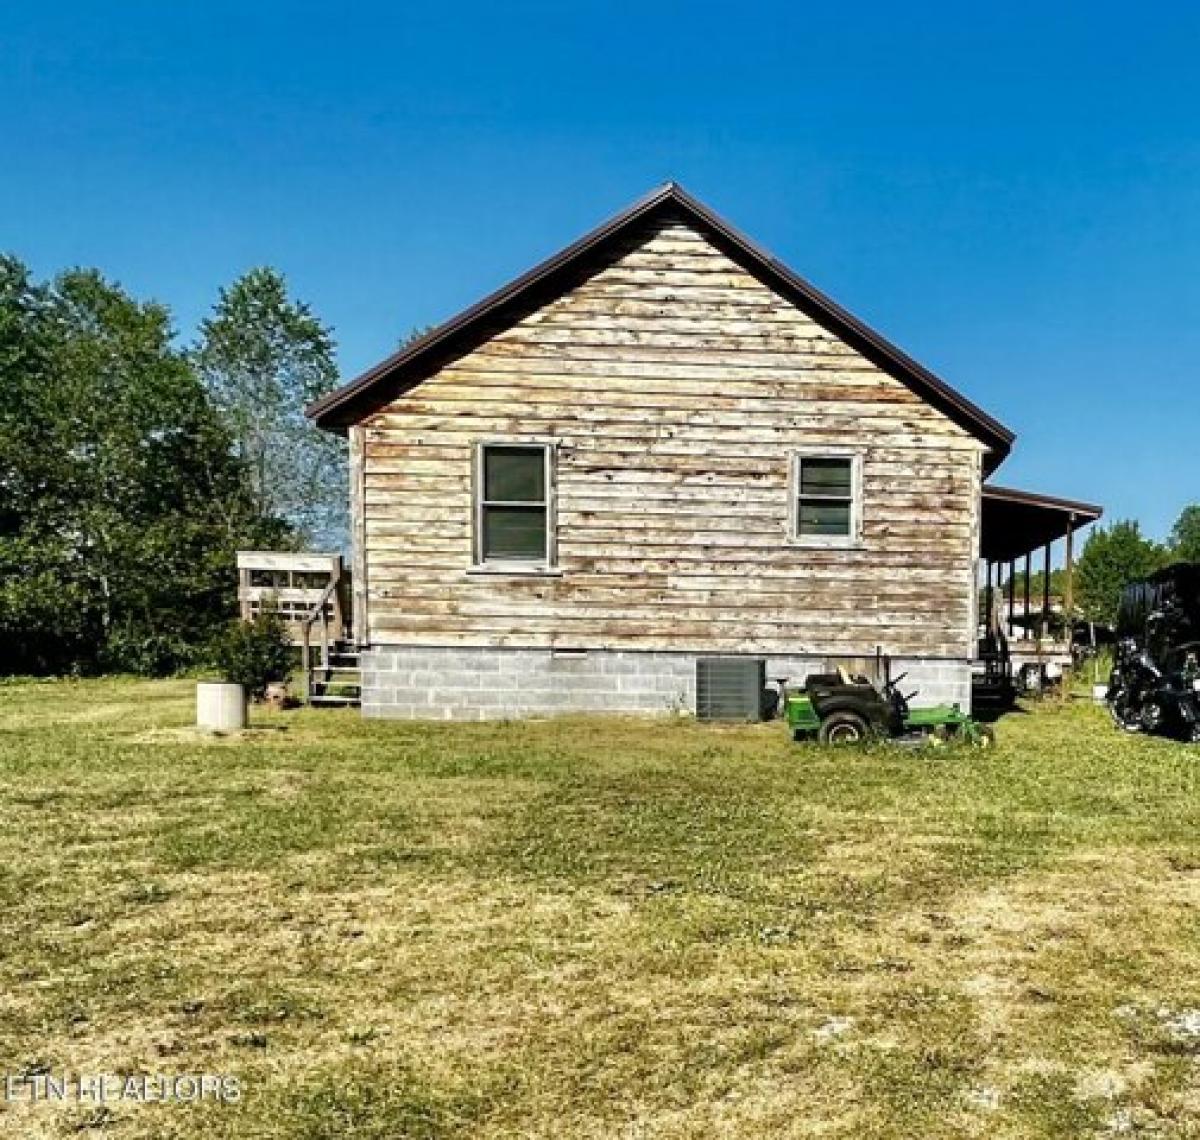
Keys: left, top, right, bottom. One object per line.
{"left": 1042, "top": 543, "right": 1051, "bottom": 640}
{"left": 1023, "top": 553, "right": 1031, "bottom": 639}
{"left": 1007, "top": 559, "right": 1016, "bottom": 638}
{"left": 991, "top": 561, "right": 998, "bottom": 634}
{"left": 238, "top": 565, "right": 251, "bottom": 622}
{"left": 1064, "top": 515, "right": 1076, "bottom": 626}
{"left": 984, "top": 561, "right": 992, "bottom": 633}
{"left": 991, "top": 561, "right": 999, "bottom": 635}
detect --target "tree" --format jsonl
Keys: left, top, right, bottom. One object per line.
{"left": 398, "top": 324, "right": 433, "bottom": 350}
{"left": 0, "top": 257, "right": 84, "bottom": 669}
{"left": 997, "top": 566, "right": 1066, "bottom": 600}
{"left": 195, "top": 268, "right": 345, "bottom": 551}
{"left": 209, "top": 607, "right": 293, "bottom": 699}
{"left": 1074, "top": 520, "right": 1165, "bottom": 627}
{"left": 1169, "top": 505, "right": 1200, "bottom": 564}
{"left": 0, "top": 258, "right": 276, "bottom": 674}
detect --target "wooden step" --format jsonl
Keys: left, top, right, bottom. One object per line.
{"left": 307, "top": 654, "right": 362, "bottom": 707}
{"left": 308, "top": 687, "right": 361, "bottom": 703}
{"left": 309, "top": 693, "right": 361, "bottom": 707}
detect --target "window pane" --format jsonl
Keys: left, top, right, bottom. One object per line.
{"left": 484, "top": 447, "right": 545, "bottom": 502}
{"left": 798, "top": 500, "right": 851, "bottom": 537}
{"left": 483, "top": 505, "right": 546, "bottom": 559}
{"left": 799, "top": 457, "right": 852, "bottom": 498}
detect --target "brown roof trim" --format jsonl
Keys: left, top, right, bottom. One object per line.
{"left": 982, "top": 483, "right": 1103, "bottom": 520}
{"left": 308, "top": 182, "right": 1016, "bottom": 470}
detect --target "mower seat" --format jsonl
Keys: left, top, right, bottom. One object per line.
{"left": 803, "top": 673, "right": 841, "bottom": 692}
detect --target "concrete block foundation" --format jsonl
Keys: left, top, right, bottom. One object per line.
{"left": 359, "top": 646, "right": 973, "bottom": 720}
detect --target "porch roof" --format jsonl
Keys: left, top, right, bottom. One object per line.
{"left": 981, "top": 484, "right": 1103, "bottom": 563}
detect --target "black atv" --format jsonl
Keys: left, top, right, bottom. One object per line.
{"left": 1107, "top": 563, "right": 1200, "bottom": 743}
{"left": 1108, "top": 639, "right": 1200, "bottom": 742}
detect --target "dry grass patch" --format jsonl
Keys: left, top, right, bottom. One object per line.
{"left": 2, "top": 679, "right": 1200, "bottom": 1137}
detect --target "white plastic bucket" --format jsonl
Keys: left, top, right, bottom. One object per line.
{"left": 197, "top": 682, "right": 248, "bottom": 731}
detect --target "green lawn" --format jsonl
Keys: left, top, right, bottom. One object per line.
{"left": 1, "top": 679, "right": 1200, "bottom": 1138}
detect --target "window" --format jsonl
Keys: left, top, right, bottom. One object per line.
{"left": 474, "top": 443, "right": 554, "bottom": 567}
{"left": 793, "top": 454, "right": 859, "bottom": 544}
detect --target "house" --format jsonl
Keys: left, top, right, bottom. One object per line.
{"left": 307, "top": 183, "right": 1100, "bottom": 719}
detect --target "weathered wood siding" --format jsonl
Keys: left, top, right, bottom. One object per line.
{"left": 360, "top": 219, "right": 985, "bottom": 657}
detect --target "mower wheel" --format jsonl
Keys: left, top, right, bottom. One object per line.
{"left": 818, "top": 711, "right": 870, "bottom": 746}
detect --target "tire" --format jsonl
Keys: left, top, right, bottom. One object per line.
{"left": 818, "top": 711, "right": 870, "bottom": 746}
{"left": 1141, "top": 702, "right": 1165, "bottom": 733}
{"left": 973, "top": 725, "right": 996, "bottom": 749}
{"left": 1108, "top": 692, "right": 1142, "bottom": 734}
{"left": 1019, "top": 664, "right": 1043, "bottom": 694}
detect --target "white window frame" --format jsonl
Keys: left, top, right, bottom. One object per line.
{"left": 789, "top": 449, "right": 863, "bottom": 548}
{"left": 470, "top": 440, "right": 559, "bottom": 574}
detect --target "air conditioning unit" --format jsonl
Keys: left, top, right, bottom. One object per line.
{"left": 695, "top": 658, "right": 767, "bottom": 721}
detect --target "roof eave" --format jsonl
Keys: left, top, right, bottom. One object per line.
{"left": 983, "top": 483, "right": 1104, "bottom": 521}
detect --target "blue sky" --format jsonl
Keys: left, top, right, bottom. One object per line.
{"left": 4, "top": 1, "right": 1198, "bottom": 540}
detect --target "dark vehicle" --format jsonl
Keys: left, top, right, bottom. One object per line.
{"left": 1107, "top": 563, "right": 1200, "bottom": 742}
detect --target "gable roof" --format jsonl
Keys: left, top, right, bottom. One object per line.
{"left": 307, "top": 182, "right": 1015, "bottom": 472}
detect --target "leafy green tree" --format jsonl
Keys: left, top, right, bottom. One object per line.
{"left": 997, "top": 566, "right": 1066, "bottom": 600}
{"left": 1074, "top": 520, "right": 1165, "bottom": 626}
{"left": 195, "top": 268, "right": 345, "bottom": 551}
{"left": 0, "top": 258, "right": 276, "bottom": 674}
{"left": 1169, "top": 505, "right": 1200, "bottom": 563}
{"left": 0, "top": 258, "right": 85, "bottom": 668}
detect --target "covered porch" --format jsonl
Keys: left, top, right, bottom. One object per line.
{"left": 979, "top": 484, "right": 1103, "bottom": 681}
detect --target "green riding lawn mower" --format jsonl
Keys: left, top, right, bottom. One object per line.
{"left": 784, "top": 664, "right": 995, "bottom": 748}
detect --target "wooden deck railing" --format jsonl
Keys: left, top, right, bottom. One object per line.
{"left": 299, "top": 575, "right": 340, "bottom": 687}
{"left": 236, "top": 551, "right": 346, "bottom": 637}
{"left": 237, "top": 550, "right": 354, "bottom": 706}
